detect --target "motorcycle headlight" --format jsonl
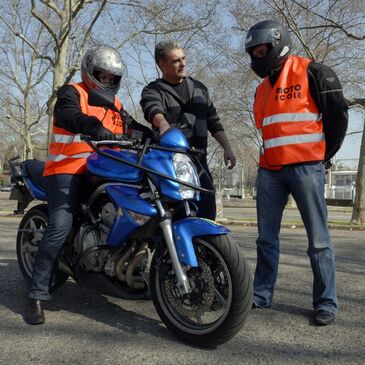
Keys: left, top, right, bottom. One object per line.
{"left": 172, "top": 153, "right": 200, "bottom": 199}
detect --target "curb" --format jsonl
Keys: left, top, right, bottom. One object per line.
{"left": 216, "top": 218, "right": 365, "bottom": 231}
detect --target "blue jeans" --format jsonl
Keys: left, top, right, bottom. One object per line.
{"left": 29, "top": 174, "right": 82, "bottom": 301}
{"left": 254, "top": 163, "right": 338, "bottom": 314}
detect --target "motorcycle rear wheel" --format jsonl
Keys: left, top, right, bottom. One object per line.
{"left": 16, "top": 204, "right": 69, "bottom": 287}
{"left": 150, "top": 234, "right": 252, "bottom": 347}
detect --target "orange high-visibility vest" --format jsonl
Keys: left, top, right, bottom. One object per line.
{"left": 253, "top": 55, "right": 325, "bottom": 170}
{"left": 43, "top": 83, "right": 123, "bottom": 176}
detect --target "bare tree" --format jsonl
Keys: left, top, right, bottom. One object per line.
{"left": 0, "top": 0, "right": 109, "bottom": 158}
{"left": 29, "top": 0, "right": 108, "bottom": 131}
{"left": 351, "top": 112, "right": 365, "bottom": 224}
{"left": 0, "top": 1, "right": 49, "bottom": 159}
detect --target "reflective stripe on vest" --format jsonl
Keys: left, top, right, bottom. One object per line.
{"left": 46, "top": 152, "right": 92, "bottom": 162}
{"left": 253, "top": 55, "right": 325, "bottom": 169}
{"left": 51, "top": 134, "right": 83, "bottom": 144}
{"left": 264, "top": 132, "right": 325, "bottom": 149}
{"left": 43, "top": 82, "right": 123, "bottom": 176}
{"left": 262, "top": 112, "right": 320, "bottom": 127}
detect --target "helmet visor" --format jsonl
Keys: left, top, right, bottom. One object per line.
{"left": 245, "top": 28, "right": 280, "bottom": 52}
{"left": 94, "top": 63, "right": 124, "bottom": 78}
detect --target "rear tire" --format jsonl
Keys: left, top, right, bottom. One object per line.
{"left": 150, "top": 234, "right": 252, "bottom": 347}
{"left": 16, "top": 204, "right": 69, "bottom": 287}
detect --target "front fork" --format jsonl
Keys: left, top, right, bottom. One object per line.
{"left": 156, "top": 199, "right": 192, "bottom": 295}
{"left": 159, "top": 219, "right": 191, "bottom": 295}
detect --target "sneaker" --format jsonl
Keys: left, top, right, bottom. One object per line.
{"left": 314, "top": 309, "right": 336, "bottom": 325}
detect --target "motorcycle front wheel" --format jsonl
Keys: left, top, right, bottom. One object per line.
{"left": 150, "top": 234, "right": 252, "bottom": 347}
{"left": 16, "top": 204, "right": 69, "bottom": 286}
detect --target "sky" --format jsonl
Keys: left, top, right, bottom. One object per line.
{"left": 335, "top": 108, "right": 363, "bottom": 170}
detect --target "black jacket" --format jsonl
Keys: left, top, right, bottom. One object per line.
{"left": 140, "top": 77, "right": 224, "bottom": 150}
{"left": 269, "top": 61, "right": 349, "bottom": 162}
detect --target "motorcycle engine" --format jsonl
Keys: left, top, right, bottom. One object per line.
{"left": 74, "top": 202, "right": 116, "bottom": 272}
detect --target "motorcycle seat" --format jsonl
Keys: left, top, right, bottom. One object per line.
{"left": 23, "top": 159, "right": 45, "bottom": 190}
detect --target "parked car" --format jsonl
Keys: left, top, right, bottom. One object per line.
{"left": 0, "top": 185, "right": 12, "bottom": 192}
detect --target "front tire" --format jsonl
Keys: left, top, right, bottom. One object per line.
{"left": 150, "top": 234, "right": 252, "bottom": 347}
{"left": 16, "top": 204, "right": 69, "bottom": 286}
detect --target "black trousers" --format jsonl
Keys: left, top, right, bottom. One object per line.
{"left": 196, "top": 158, "right": 216, "bottom": 221}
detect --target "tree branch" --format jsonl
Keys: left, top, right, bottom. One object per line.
{"left": 291, "top": 0, "right": 365, "bottom": 41}
{"left": 347, "top": 98, "right": 365, "bottom": 108}
{"left": 31, "top": 0, "right": 59, "bottom": 44}
{"left": 63, "top": 0, "right": 108, "bottom": 85}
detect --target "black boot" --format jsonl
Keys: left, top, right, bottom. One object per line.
{"left": 23, "top": 299, "right": 45, "bottom": 325}
{"left": 314, "top": 309, "right": 336, "bottom": 326}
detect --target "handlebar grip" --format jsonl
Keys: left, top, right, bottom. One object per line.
{"left": 188, "top": 148, "right": 205, "bottom": 155}
{"left": 151, "top": 131, "right": 161, "bottom": 144}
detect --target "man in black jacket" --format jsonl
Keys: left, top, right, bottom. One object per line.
{"left": 140, "top": 40, "right": 236, "bottom": 220}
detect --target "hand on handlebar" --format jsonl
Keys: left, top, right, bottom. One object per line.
{"left": 93, "top": 127, "right": 115, "bottom": 141}
{"left": 86, "top": 121, "right": 115, "bottom": 141}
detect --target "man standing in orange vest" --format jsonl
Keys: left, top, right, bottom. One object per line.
{"left": 23, "top": 45, "right": 149, "bottom": 325}
{"left": 245, "top": 20, "right": 348, "bottom": 325}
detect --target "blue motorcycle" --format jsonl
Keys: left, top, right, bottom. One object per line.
{"left": 8, "top": 90, "right": 252, "bottom": 347}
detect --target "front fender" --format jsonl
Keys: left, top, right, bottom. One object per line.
{"left": 172, "top": 218, "right": 230, "bottom": 267}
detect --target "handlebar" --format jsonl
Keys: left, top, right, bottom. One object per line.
{"left": 80, "top": 134, "right": 204, "bottom": 156}
{"left": 80, "top": 134, "right": 213, "bottom": 194}
{"left": 80, "top": 134, "right": 138, "bottom": 150}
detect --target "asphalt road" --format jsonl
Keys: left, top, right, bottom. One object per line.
{"left": 0, "top": 216, "right": 364, "bottom": 365}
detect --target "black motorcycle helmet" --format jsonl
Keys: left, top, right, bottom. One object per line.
{"left": 245, "top": 20, "right": 291, "bottom": 78}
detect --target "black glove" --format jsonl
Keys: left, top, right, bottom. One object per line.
{"left": 128, "top": 120, "right": 153, "bottom": 142}
{"left": 93, "top": 126, "right": 115, "bottom": 141}
{"left": 86, "top": 118, "right": 115, "bottom": 141}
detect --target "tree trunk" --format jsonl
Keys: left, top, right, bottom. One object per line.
{"left": 24, "top": 132, "right": 33, "bottom": 160}
{"left": 45, "top": 44, "right": 68, "bottom": 146}
{"left": 351, "top": 124, "right": 365, "bottom": 224}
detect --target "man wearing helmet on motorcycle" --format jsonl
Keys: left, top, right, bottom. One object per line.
{"left": 23, "top": 45, "right": 150, "bottom": 325}
{"left": 245, "top": 20, "right": 348, "bottom": 325}
{"left": 140, "top": 40, "right": 236, "bottom": 221}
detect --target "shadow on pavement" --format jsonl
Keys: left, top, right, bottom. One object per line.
{"left": 0, "top": 257, "right": 173, "bottom": 342}
{"left": 269, "top": 303, "right": 315, "bottom": 325}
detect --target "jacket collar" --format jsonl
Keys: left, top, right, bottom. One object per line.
{"left": 155, "top": 76, "right": 194, "bottom": 103}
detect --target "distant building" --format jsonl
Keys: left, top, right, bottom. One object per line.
{"left": 325, "top": 166, "right": 357, "bottom": 202}
{"left": 329, "top": 170, "right": 357, "bottom": 187}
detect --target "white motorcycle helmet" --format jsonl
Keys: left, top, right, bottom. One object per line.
{"left": 81, "top": 45, "right": 124, "bottom": 93}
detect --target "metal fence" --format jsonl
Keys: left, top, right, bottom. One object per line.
{"left": 224, "top": 186, "right": 355, "bottom": 203}
{"left": 324, "top": 186, "right": 355, "bottom": 201}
